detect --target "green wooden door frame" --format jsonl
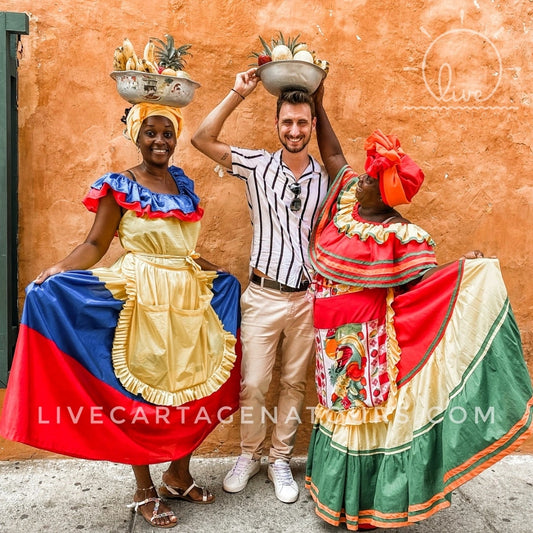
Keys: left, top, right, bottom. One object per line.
{"left": 0, "top": 12, "right": 29, "bottom": 387}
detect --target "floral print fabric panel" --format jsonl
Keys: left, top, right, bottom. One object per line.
{"left": 315, "top": 315, "right": 389, "bottom": 410}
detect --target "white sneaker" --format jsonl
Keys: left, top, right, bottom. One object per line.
{"left": 223, "top": 454, "right": 261, "bottom": 493}
{"left": 267, "top": 459, "right": 299, "bottom": 503}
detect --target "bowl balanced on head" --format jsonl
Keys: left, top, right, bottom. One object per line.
{"left": 0, "top": 34, "right": 242, "bottom": 530}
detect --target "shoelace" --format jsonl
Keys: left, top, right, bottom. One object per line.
{"left": 271, "top": 463, "right": 294, "bottom": 486}
{"left": 232, "top": 456, "right": 253, "bottom": 478}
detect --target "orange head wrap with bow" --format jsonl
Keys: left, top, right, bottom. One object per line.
{"left": 364, "top": 129, "right": 424, "bottom": 207}
{"left": 125, "top": 102, "right": 184, "bottom": 146}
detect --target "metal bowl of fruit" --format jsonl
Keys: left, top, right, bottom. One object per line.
{"left": 110, "top": 70, "right": 201, "bottom": 108}
{"left": 257, "top": 60, "right": 327, "bottom": 96}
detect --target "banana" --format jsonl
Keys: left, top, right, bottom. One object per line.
{"left": 140, "top": 58, "right": 158, "bottom": 73}
{"left": 125, "top": 57, "right": 137, "bottom": 71}
{"left": 143, "top": 40, "right": 156, "bottom": 64}
{"left": 113, "top": 46, "right": 126, "bottom": 71}
{"left": 122, "top": 38, "right": 136, "bottom": 61}
{"left": 122, "top": 38, "right": 142, "bottom": 71}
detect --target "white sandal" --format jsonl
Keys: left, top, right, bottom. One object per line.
{"left": 127, "top": 486, "right": 177, "bottom": 528}
{"left": 160, "top": 480, "right": 214, "bottom": 503}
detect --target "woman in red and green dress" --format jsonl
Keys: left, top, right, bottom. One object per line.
{"left": 305, "top": 86, "right": 533, "bottom": 531}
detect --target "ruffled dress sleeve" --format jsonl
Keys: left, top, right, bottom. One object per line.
{"left": 310, "top": 165, "right": 437, "bottom": 288}
{"left": 81, "top": 166, "right": 203, "bottom": 221}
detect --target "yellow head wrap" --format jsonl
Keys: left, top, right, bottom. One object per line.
{"left": 126, "top": 103, "right": 184, "bottom": 145}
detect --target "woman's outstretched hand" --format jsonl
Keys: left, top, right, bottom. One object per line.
{"left": 461, "top": 250, "right": 484, "bottom": 260}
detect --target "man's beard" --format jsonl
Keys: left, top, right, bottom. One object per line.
{"left": 278, "top": 132, "right": 311, "bottom": 153}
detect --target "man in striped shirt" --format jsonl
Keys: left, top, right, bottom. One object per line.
{"left": 192, "top": 68, "right": 329, "bottom": 504}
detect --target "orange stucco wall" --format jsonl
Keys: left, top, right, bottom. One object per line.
{"left": 1, "top": 0, "right": 532, "bottom": 459}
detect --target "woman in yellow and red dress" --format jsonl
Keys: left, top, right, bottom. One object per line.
{"left": 305, "top": 85, "right": 533, "bottom": 531}
{"left": 0, "top": 103, "right": 241, "bottom": 528}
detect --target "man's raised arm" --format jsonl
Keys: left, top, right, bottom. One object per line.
{"left": 192, "top": 68, "right": 259, "bottom": 170}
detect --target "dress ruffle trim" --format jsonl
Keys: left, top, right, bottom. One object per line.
{"left": 314, "top": 288, "right": 400, "bottom": 426}
{"left": 335, "top": 179, "right": 435, "bottom": 246}
{"left": 110, "top": 267, "right": 237, "bottom": 406}
{"left": 82, "top": 166, "right": 204, "bottom": 221}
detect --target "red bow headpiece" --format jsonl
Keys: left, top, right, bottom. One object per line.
{"left": 364, "top": 129, "right": 424, "bottom": 206}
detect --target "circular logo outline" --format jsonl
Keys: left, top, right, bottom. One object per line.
{"left": 422, "top": 29, "right": 502, "bottom": 104}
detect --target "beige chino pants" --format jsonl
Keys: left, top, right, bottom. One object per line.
{"left": 238, "top": 282, "right": 315, "bottom": 462}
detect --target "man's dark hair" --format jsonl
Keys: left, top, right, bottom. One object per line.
{"left": 276, "top": 89, "right": 316, "bottom": 118}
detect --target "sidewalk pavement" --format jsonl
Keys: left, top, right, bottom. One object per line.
{"left": 1, "top": 454, "right": 532, "bottom": 533}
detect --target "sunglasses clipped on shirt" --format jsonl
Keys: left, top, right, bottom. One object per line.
{"left": 288, "top": 182, "right": 302, "bottom": 212}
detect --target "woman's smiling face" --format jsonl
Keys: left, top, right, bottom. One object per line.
{"left": 137, "top": 115, "right": 177, "bottom": 165}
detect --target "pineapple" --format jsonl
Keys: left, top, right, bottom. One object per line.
{"left": 250, "top": 31, "right": 328, "bottom": 70}
{"left": 251, "top": 32, "right": 304, "bottom": 64}
{"left": 250, "top": 35, "right": 273, "bottom": 65}
{"left": 151, "top": 34, "right": 192, "bottom": 75}
{"left": 270, "top": 32, "right": 301, "bottom": 61}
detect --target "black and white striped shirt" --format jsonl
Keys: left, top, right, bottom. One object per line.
{"left": 230, "top": 147, "right": 329, "bottom": 288}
